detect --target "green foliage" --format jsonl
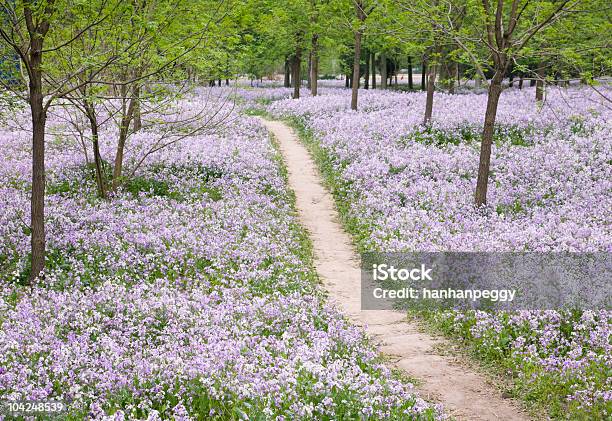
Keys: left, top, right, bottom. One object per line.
{"left": 122, "top": 176, "right": 178, "bottom": 199}
{"left": 401, "top": 124, "right": 536, "bottom": 147}
{"left": 47, "top": 162, "right": 111, "bottom": 198}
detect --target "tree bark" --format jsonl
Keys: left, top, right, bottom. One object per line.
{"left": 455, "top": 62, "right": 460, "bottom": 87}
{"left": 423, "top": 61, "right": 436, "bottom": 125}
{"left": 83, "top": 96, "right": 106, "bottom": 199}
{"left": 380, "top": 53, "right": 387, "bottom": 89}
{"left": 112, "top": 85, "right": 137, "bottom": 190}
{"left": 292, "top": 46, "right": 302, "bottom": 99}
{"left": 307, "top": 52, "right": 312, "bottom": 90}
{"left": 90, "top": 120, "right": 106, "bottom": 199}
{"left": 408, "top": 56, "right": 413, "bottom": 89}
{"left": 310, "top": 34, "right": 319, "bottom": 96}
{"left": 28, "top": 38, "right": 46, "bottom": 283}
{"left": 421, "top": 59, "right": 426, "bottom": 91}
{"left": 371, "top": 52, "right": 376, "bottom": 89}
{"left": 284, "top": 58, "right": 291, "bottom": 87}
{"left": 474, "top": 71, "right": 504, "bottom": 206}
{"left": 364, "top": 50, "right": 370, "bottom": 90}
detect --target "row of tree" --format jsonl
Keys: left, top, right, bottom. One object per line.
{"left": 0, "top": 0, "right": 609, "bottom": 282}
{"left": 238, "top": 0, "right": 608, "bottom": 206}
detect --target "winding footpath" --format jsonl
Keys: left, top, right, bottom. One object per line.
{"left": 260, "top": 118, "right": 530, "bottom": 421}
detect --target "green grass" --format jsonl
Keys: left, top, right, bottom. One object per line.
{"left": 399, "top": 124, "right": 539, "bottom": 148}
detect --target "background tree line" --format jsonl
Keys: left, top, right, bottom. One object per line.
{"left": 1, "top": 0, "right": 610, "bottom": 282}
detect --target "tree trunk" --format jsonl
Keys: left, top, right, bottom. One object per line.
{"left": 518, "top": 75, "right": 523, "bottom": 89}
{"left": 408, "top": 56, "right": 413, "bottom": 89}
{"left": 380, "top": 53, "right": 387, "bottom": 89}
{"left": 350, "top": 4, "right": 364, "bottom": 111}
{"left": 307, "top": 52, "right": 312, "bottom": 90}
{"left": 421, "top": 60, "right": 426, "bottom": 91}
{"left": 292, "top": 48, "right": 302, "bottom": 99}
{"left": 455, "top": 62, "right": 460, "bottom": 87}
{"left": 474, "top": 71, "right": 504, "bottom": 206}
{"left": 536, "top": 63, "right": 545, "bottom": 102}
{"left": 364, "top": 50, "right": 370, "bottom": 90}
{"left": 371, "top": 52, "right": 376, "bottom": 89}
{"left": 310, "top": 35, "right": 319, "bottom": 96}
{"left": 84, "top": 98, "right": 106, "bottom": 199}
{"left": 423, "top": 62, "right": 436, "bottom": 125}
{"left": 225, "top": 79, "right": 229, "bottom": 86}
{"left": 112, "top": 86, "right": 137, "bottom": 190}
{"left": 284, "top": 58, "right": 291, "bottom": 87}
{"left": 28, "top": 41, "right": 46, "bottom": 283}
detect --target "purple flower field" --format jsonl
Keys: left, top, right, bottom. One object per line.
{"left": 268, "top": 87, "right": 611, "bottom": 253}
{"left": 1, "top": 0, "right": 609, "bottom": 418}
{"left": 0, "top": 94, "right": 442, "bottom": 419}
{"left": 264, "top": 86, "right": 612, "bottom": 418}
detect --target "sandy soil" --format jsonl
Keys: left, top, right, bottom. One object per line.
{"left": 260, "top": 118, "right": 531, "bottom": 421}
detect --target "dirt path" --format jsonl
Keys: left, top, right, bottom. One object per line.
{"left": 260, "top": 118, "right": 530, "bottom": 421}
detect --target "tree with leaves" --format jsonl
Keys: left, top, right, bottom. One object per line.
{"left": 0, "top": 0, "right": 119, "bottom": 282}
{"left": 472, "top": 0, "right": 576, "bottom": 206}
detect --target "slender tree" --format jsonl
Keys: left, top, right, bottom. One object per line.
{"left": 0, "top": 0, "right": 114, "bottom": 282}
{"left": 407, "top": 55, "right": 413, "bottom": 89}
{"left": 292, "top": 31, "right": 304, "bottom": 99}
{"left": 423, "top": 48, "right": 438, "bottom": 124}
{"left": 371, "top": 51, "right": 376, "bottom": 88}
{"left": 364, "top": 47, "right": 370, "bottom": 89}
{"left": 380, "top": 53, "right": 387, "bottom": 88}
{"left": 474, "top": 0, "right": 574, "bottom": 206}
{"left": 310, "top": 33, "right": 319, "bottom": 95}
